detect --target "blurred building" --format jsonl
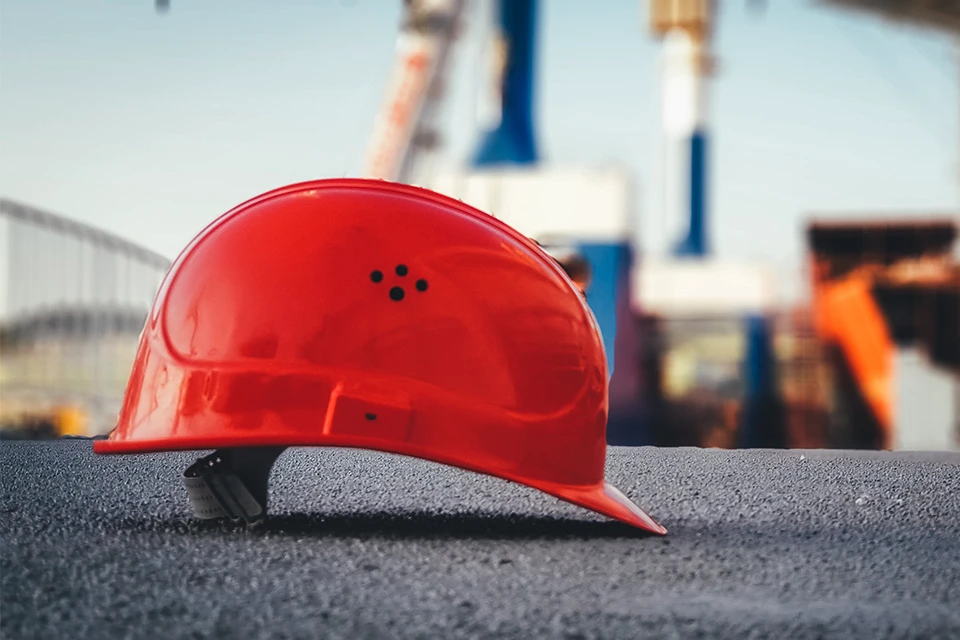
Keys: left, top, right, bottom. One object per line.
{"left": 0, "top": 199, "right": 170, "bottom": 437}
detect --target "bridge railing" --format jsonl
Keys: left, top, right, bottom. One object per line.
{"left": 0, "top": 199, "right": 171, "bottom": 436}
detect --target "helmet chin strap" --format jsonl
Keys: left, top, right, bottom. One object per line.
{"left": 182, "top": 447, "right": 286, "bottom": 527}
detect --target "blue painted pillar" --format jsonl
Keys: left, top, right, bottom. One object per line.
{"left": 577, "top": 242, "right": 629, "bottom": 376}
{"left": 472, "top": 0, "right": 539, "bottom": 167}
{"left": 738, "top": 314, "right": 787, "bottom": 448}
{"left": 673, "top": 130, "right": 709, "bottom": 256}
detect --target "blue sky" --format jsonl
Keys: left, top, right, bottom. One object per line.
{"left": 1, "top": 0, "right": 957, "bottom": 299}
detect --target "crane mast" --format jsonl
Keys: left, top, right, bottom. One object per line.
{"left": 649, "top": 0, "right": 716, "bottom": 258}
{"left": 363, "top": 0, "right": 466, "bottom": 184}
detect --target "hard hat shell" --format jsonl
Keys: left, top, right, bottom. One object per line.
{"left": 93, "top": 178, "right": 665, "bottom": 535}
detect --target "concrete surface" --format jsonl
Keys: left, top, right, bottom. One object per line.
{"left": 2, "top": 442, "right": 959, "bottom": 640}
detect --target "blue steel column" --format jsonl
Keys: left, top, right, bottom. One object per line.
{"left": 578, "top": 242, "right": 629, "bottom": 375}
{"left": 471, "top": 0, "right": 540, "bottom": 167}
{"left": 678, "top": 130, "right": 708, "bottom": 256}
{"left": 738, "top": 314, "right": 788, "bottom": 448}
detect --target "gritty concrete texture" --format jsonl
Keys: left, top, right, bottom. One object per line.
{"left": 2, "top": 441, "right": 959, "bottom": 640}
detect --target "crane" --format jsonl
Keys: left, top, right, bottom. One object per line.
{"left": 363, "top": 0, "right": 467, "bottom": 184}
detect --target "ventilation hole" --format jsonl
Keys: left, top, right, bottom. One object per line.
{"left": 365, "top": 413, "right": 377, "bottom": 421}
{"left": 370, "top": 270, "right": 384, "bottom": 283}
{"left": 389, "top": 286, "right": 405, "bottom": 301}
{"left": 416, "top": 279, "right": 428, "bottom": 292}
{"left": 395, "top": 264, "right": 408, "bottom": 277}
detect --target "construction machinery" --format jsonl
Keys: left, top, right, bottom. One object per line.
{"left": 809, "top": 218, "right": 960, "bottom": 450}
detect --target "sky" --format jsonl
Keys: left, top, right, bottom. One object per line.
{"left": 1, "top": 0, "right": 958, "bottom": 303}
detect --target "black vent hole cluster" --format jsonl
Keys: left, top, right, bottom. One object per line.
{"left": 370, "top": 264, "right": 429, "bottom": 302}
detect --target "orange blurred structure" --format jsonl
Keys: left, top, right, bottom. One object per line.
{"left": 813, "top": 274, "right": 894, "bottom": 448}
{"left": 808, "top": 219, "right": 960, "bottom": 449}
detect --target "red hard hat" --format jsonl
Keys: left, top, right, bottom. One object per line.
{"left": 93, "top": 178, "right": 666, "bottom": 535}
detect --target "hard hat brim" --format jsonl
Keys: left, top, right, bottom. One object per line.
{"left": 526, "top": 477, "right": 667, "bottom": 535}
{"left": 95, "top": 436, "right": 666, "bottom": 535}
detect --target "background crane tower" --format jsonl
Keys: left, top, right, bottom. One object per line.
{"left": 649, "top": 0, "right": 716, "bottom": 258}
